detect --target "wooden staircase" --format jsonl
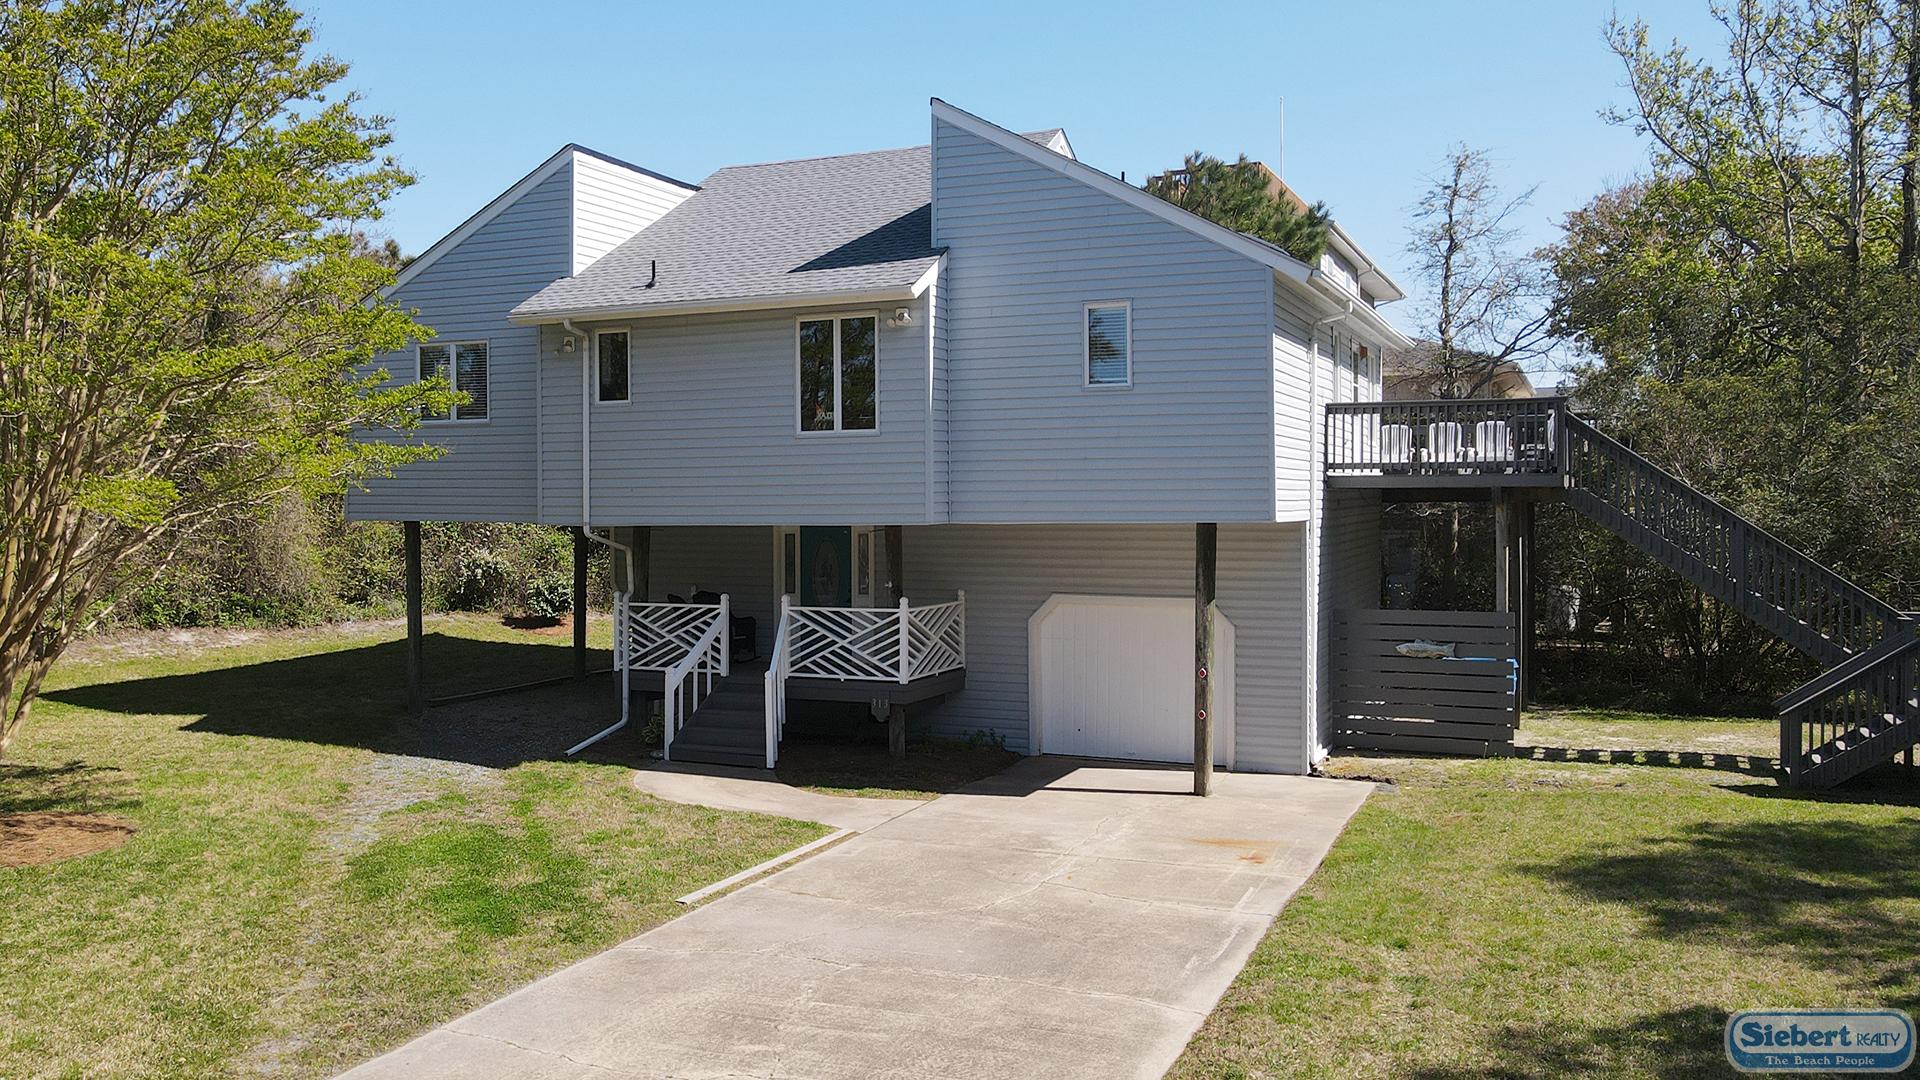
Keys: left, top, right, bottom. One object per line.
{"left": 666, "top": 663, "right": 769, "bottom": 769}
{"left": 1557, "top": 414, "right": 1917, "bottom": 788}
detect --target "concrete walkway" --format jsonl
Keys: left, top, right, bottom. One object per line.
{"left": 337, "top": 758, "right": 1371, "bottom": 1080}
{"left": 630, "top": 761, "right": 924, "bottom": 831}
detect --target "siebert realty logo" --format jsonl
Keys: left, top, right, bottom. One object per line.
{"left": 1726, "top": 1009, "right": 1915, "bottom": 1073}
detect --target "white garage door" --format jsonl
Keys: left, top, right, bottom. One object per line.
{"left": 1029, "top": 595, "right": 1233, "bottom": 765}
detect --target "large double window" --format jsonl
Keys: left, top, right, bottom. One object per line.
{"left": 419, "top": 341, "right": 488, "bottom": 421}
{"left": 797, "top": 314, "right": 877, "bottom": 433}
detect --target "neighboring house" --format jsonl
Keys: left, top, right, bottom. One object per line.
{"left": 350, "top": 98, "right": 1916, "bottom": 791}
{"left": 1384, "top": 351, "right": 1536, "bottom": 400}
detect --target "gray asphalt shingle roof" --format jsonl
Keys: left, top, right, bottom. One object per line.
{"left": 511, "top": 144, "right": 941, "bottom": 321}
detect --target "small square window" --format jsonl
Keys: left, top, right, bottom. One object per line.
{"left": 1085, "top": 302, "right": 1130, "bottom": 387}
{"left": 597, "top": 330, "right": 630, "bottom": 403}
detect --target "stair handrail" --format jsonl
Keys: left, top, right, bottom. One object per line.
{"left": 764, "top": 595, "right": 791, "bottom": 769}
{"left": 1775, "top": 620, "right": 1920, "bottom": 715}
{"left": 661, "top": 593, "right": 729, "bottom": 761}
{"left": 1561, "top": 413, "right": 1905, "bottom": 652}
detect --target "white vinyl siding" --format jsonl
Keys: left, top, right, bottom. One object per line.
{"left": 347, "top": 162, "right": 572, "bottom": 521}
{"left": 1272, "top": 279, "right": 1318, "bottom": 521}
{"left": 571, "top": 152, "right": 694, "bottom": 274}
{"left": 539, "top": 296, "right": 934, "bottom": 526}
{"left": 932, "top": 119, "right": 1277, "bottom": 523}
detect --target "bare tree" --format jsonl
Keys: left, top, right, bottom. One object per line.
{"left": 1397, "top": 146, "right": 1556, "bottom": 398}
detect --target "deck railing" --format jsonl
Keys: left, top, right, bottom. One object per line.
{"left": 624, "top": 599, "right": 728, "bottom": 671}
{"left": 784, "top": 593, "right": 966, "bottom": 684}
{"left": 1326, "top": 397, "right": 1566, "bottom": 478}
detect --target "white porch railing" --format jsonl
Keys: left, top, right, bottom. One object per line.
{"left": 764, "top": 595, "right": 792, "bottom": 770}
{"left": 784, "top": 592, "right": 967, "bottom": 684}
{"left": 659, "top": 594, "right": 730, "bottom": 761}
{"left": 625, "top": 600, "right": 728, "bottom": 671}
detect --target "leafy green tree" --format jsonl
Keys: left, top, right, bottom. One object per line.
{"left": 1536, "top": 0, "right": 1920, "bottom": 701}
{"left": 1146, "top": 152, "right": 1331, "bottom": 262}
{"left": 0, "top": 0, "right": 453, "bottom": 755}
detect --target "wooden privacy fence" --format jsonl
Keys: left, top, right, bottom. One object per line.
{"left": 1333, "top": 609, "right": 1518, "bottom": 757}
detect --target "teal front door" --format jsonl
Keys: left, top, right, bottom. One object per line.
{"left": 799, "top": 527, "right": 852, "bottom": 606}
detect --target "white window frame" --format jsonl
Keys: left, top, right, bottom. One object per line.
{"left": 793, "top": 312, "right": 881, "bottom": 436}
{"left": 1082, "top": 300, "right": 1132, "bottom": 389}
{"left": 593, "top": 327, "right": 632, "bottom": 405}
{"left": 419, "top": 340, "right": 490, "bottom": 423}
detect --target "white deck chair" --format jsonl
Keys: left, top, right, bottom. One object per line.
{"left": 1424, "top": 422, "right": 1465, "bottom": 467}
{"left": 1380, "top": 424, "right": 1414, "bottom": 471}
{"left": 1472, "top": 420, "right": 1513, "bottom": 467}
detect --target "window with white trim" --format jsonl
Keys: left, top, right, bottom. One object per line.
{"left": 419, "top": 341, "right": 488, "bottom": 421}
{"left": 1084, "top": 301, "right": 1131, "bottom": 386}
{"left": 797, "top": 315, "right": 877, "bottom": 432}
{"left": 596, "top": 330, "right": 630, "bottom": 403}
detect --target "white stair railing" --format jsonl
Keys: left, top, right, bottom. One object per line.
{"left": 763, "top": 595, "right": 792, "bottom": 769}
{"left": 661, "top": 594, "right": 729, "bottom": 761}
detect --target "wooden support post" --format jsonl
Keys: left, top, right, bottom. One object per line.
{"left": 1195, "top": 523, "right": 1217, "bottom": 797}
{"left": 572, "top": 527, "right": 588, "bottom": 678}
{"left": 634, "top": 525, "right": 651, "bottom": 602}
{"left": 404, "top": 521, "right": 424, "bottom": 717}
{"left": 888, "top": 703, "right": 907, "bottom": 760}
{"left": 1517, "top": 501, "right": 1535, "bottom": 711}
{"left": 1493, "top": 492, "right": 1513, "bottom": 615}
{"left": 884, "top": 525, "right": 905, "bottom": 605}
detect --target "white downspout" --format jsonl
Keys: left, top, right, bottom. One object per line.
{"left": 562, "top": 317, "right": 642, "bottom": 756}
{"left": 1304, "top": 301, "right": 1352, "bottom": 771}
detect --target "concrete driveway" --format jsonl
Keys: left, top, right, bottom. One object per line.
{"left": 337, "top": 757, "right": 1371, "bottom": 1080}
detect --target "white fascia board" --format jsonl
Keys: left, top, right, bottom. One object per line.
{"left": 1301, "top": 271, "right": 1416, "bottom": 349}
{"left": 931, "top": 98, "right": 1314, "bottom": 287}
{"left": 508, "top": 280, "right": 934, "bottom": 326}
{"left": 1325, "top": 221, "right": 1406, "bottom": 302}
{"left": 383, "top": 146, "right": 578, "bottom": 299}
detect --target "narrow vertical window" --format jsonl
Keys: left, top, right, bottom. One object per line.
{"left": 1085, "top": 301, "right": 1130, "bottom": 386}
{"left": 454, "top": 343, "right": 488, "bottom": 418}
{"left": 781, "top": 531, "right": 799, "bottom": 597}
{"left": 419, "top": 344, "right": 451, "bottom": 421}
{"left": 839, "top": 317, "right": 876, "bottom": 430}
{"left": 798, "top": 319, "right": 836, "bottom": 431}
{"left": 596, "top": 330, "right": 629, "bottom": 403}
{"left": 796, "top": 315, "right": 880, "bottom": 432}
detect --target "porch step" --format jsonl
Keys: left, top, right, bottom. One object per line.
{"left": 1797, "top": 713, "right": 1914, "bottom": 790}
{"left": 666, "top": 684, "right": 769, "bottom": 768}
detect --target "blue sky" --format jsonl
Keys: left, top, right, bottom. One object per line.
{"left": 307, "top": 0, "right": 1725, "bottom": 346}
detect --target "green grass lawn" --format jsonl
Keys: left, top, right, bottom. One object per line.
{"left": 0, "top": 615, "right": 827, "bottom": 1080}
{"left": 1172, "top": 711, "right": 1920, "bottom": 1079}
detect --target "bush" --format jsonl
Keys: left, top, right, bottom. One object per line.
{"left": 92, "top": 497, "right": 611, "bottom": 634}
{"left": 519, "top": 574, "right": 573, "bottom": 620}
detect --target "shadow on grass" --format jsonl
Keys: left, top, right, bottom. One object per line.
{"left": 1532, "top": 817, "right": 1920, "bottom": 1009}
{"left": 1524, "top": 744, "right": 1779, "bottom": 776}
{"left": 1411, "top": 1005, "right": 1730, "bottom": 1079}
{"left": 45, "top": 633, "right": 621, "bottom": 769}
{"left": 0, "top": 761, "right": 136, "bottom": 816}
